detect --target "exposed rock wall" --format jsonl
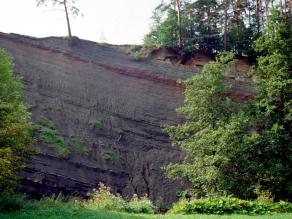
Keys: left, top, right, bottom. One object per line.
{"left": 0, "top": 33, "right": 254, "bottom": 203}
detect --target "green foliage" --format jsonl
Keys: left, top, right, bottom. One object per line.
{"left": 0, "top": 192, "right": 292, "bottom": 219}
{"left": 164, "top": 52, "right": 238, "bottom": 197}
{"left": 144, "top": 6, "right": 179, "bottom": 48}
{"left": 126, "top": 195, "right": 156, "bottom": 214}
{"left": 70, "top": 137, "right": 91, "bottom": 156}
{"left": 0, "top": 193, "right": 27, "bottom": 212}
{"left": 128, "top": 46, "right": 153, "bottom": 61}
{"left": 103, "top": 151, "right": 115, "bottom": 161}
{"left": 165, "top": 9, "right": 292, "bottom": 201}
{"left": 34, "top": 116, "right": 70, "bottom": 156}
{"left": 0, "top": 48, "right": 33, "bottom": 191}
{"left": 239, "top": 9, "right": 292, "bottom": 201}
{"left": 87, "top": 183, "right": 156, "bottom": 214}
{"left": 217, "top": 10, "right": 292, "bottom": 200}
{"left": 145, "top": 0, "right": 276, "bottom": 56}
{"left": 89, "top": 116, "right": 103, "bottom": 129}
{"left": 226, "top": 22, "right": 256, "bottom": 56}
{"left": 87, "top": 183, "right": 127, "bottom": 212}
{"left": 169, "top": 197, "right": 292, "bottom": 215}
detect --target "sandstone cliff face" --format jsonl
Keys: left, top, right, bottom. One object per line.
{"left": 0, "top": 33, "right": 253, "bottom": 203}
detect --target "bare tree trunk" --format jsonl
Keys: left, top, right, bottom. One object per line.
{"left": 63, "top": 0, "right": 72, "bottom": 39}
{"left": 174, "top": 0, "right": 183, "bottom": 48}
{"left": 283, "top": 0, "right": 287, "bottom": 23}
{"left": 256, "top": 0, "right": 261, "bottom": 33}
{"left": 280, "top": 0, "right": 284, "bottom": 15}
{"left": 290, "top": 0, "right": 292, "bottom": 29}
{"left": 224, "top": 0, "right": 228, "bottom": 51}
{"left": 264, "top": 0, "right": 270, "bottom": 22}
{"left": 260, "top": 0, "right": 265, "bottom": 27}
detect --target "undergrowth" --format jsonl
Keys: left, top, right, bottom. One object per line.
{"left": 87, "top": 183, "right": 156, "bottom": 214}
{"left": 169, "top": 197, "right": 292, "bottom": 215}
{"left": 1, "top": 192, "right": 292, "bottom": 219}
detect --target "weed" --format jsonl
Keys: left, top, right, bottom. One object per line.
{"left": 70, "top": 138, "right": 91, "bottom": 156}
{"left": 87, "top": 183, "right": 155, "bottom": 214}
{"left": 89, "top": 117, "right": 103, "bottom": 129}
{"left": 169, "top": 197, "right": 292, "bottom": 215}
{"left": 33, "top": 116, "right": 70, "bottom": 156}
{"left": 0, "top": 193, "right": 27, "bottom": 213}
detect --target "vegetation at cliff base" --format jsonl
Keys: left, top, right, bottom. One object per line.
{"left": 0, "top": 48, "right": 32, "bottom": 192}
{"left": 0, "top": 192, "right": 292, "bottom": 219}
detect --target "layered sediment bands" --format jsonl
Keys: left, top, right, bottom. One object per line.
{"left": 0, "top": 33, "right": 254, "bottom": 203}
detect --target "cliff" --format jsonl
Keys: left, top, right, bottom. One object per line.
{"left": 0, "top": 32, "right": 253, "bottom": 203}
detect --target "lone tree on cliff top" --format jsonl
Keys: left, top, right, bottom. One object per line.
{"left": 36, "top": 0, "right": 81, "bottom": 43}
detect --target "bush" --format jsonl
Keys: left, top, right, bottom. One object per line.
{"left": 128, "top": 45, "right": 154, "bottom": 61}
{"left": 33, "top": 194, "right": 76, "bottom": 210}
{"left": 0, "top": 193, "right": 27, "bottom": 212}
{"left": 169, "top": 197, "right": 292, "bottom": 215}
{"left": 126, "top": 194, "right": 156, "bottom": 214}
{"left": 87, "top": 183, "right": 155, "bottom": 214}
{"left": 87, "top": 183, "right": 127, "bottom": 212}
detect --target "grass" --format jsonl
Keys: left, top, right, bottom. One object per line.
{"left": 1, "top": 209, "right": 291, "bottom": 219}
{"left": 0, "top": 195, "right": 291, "bottom": 219}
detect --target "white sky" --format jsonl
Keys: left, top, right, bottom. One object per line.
{"left": 0, "top": 0, "right": 161, "bottom": 45}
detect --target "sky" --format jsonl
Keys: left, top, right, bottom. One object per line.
{"left": 0, "top": 0, "right": 161, "bottom": 45}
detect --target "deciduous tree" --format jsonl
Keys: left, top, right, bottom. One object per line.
{"left": 0, "top": 49, "right": 32, "bottom": 192}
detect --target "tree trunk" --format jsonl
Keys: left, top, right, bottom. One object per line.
{"left": 63, "top": 0, "right": 72, "bottom": 39}
{"left": 224, "top": 0, "right": 228, "bottom": 51}
{"left": 264, "top": 0, "right": 270, "bottom": 22}
{"left": 174, "top": 0, "right": 183, "bottom": 48}
{"left": 290, "top": 0, "right": 292, "bottom": 29}
{"left": 256, "top": 0, "right": 261, "bottom": 33}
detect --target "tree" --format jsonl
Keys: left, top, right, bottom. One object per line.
{"left": 144, "top": 2, "right": 179, "bottom": 48}
{"left": 36, "top": 0, "right": 81, "bottom": 43}
{"left": 165, "top": 9, "right": 292, "bottom": 201}
{"left": 0, "top": 49, "right": 32, "bottom": 192}
{"left": 145, "top": 0, "right": 292, "bottom": 56}
{"left": 211, "top": 9, "right": 292, "bottom": 200}
{"left": 164, "top": 52, "right": 238, "bottom": 197}
{"left": 245, "top": 9, "right": 292, "bottom": 200}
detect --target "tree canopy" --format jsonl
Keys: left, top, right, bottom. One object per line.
{"left": 145, "top": 0, "right": 292, "bottom": 57}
